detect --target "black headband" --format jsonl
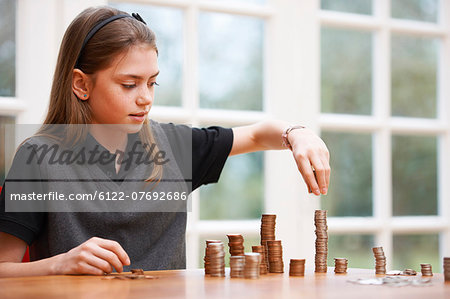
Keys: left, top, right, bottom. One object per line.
{"left": 75, "top": 13, "right": 147, "bottom": 69}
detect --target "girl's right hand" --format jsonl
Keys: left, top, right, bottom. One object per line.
{"left": 54, "top": 237, "right": 130, "bottom": 275}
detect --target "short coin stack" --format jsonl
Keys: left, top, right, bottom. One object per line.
{"left": 244, "top": 252, "right": 261, "bottom": 279}
{"left": 227, "top": 234, "right": 245, "bottom": 256}
{"left": 267, "top": 240, "right": 284, "bottom": 273}
{"left": 444, "top": 257, "right": 450, "bottom": 282}
{"left": 260, "top": 214, "right": 276, "bottom": 270}
{"left": 372, "top": 247, "right": 387, "bottom": 275}
{"left": 230, "top": 256, "right": 245, "bottom": 278}
{"left": 204, "top": 240, "right": 222, "bottom": 275}
{"left": 420, "top": 263, "right": 433, "bottom": 276}
{"left": 289, "top": 259, "right": 305, "bottom": 276}
{"left": 252, "top": 245, "right": 268, "bottom": 274}
{"left": 205, "top": 241, "right": 225, "bottom": 277}
{"left": 314, "top": 210, "right": 328, "bottom": 273}
{"left": 334, "top": 258, "right": 348, "bottom": 274}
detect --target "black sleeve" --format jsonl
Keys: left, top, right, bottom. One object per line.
{"left": 160, "top": 123, "right": 234, "bottom": 191}
{"left": 0, "top": 143, "right": 45, "bottom": 246}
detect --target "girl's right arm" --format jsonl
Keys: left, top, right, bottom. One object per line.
{"left": 0, "top": 232, "right": 130, "bottom": 278}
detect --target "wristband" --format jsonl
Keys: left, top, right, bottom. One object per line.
{"left": 282, "top": 125, "right": 306, "bottom": 150}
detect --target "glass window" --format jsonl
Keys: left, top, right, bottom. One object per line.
{"left": 199, "top": 12, "right": 264, "bottom": 111}
{"left": 210, "top": 0, "right": 266, "bottom": 5}
{"left": 0, "top": 0, "right": 16, "bottom": 97}
{"left": 393, "top": 234, "right": 440, "bottom": 272}
{"left": 198, "top": 234, "right": 260, "bottom": 268}
{"left": 0, "top": 116, "right": 15, "bottom": 185}
{"left": 328, "top": 234, "right": 375, "bottom": 269}
{"left": 110, "top": 2, "right": 183, "bottom": 106}
{"left": 321, "top": 0, "right": 372, "bottom": 15}
{"left": 200, "top": 152, "right": 263, "bottom": 220}
{"left": 321, "top": 132, "right": 373, "bottom": 217}
{"left": 391, "top": 34, "right": 438, "bottom": 118}
{"left": 392, "top": 135, "right": 437, "bottom": 216}
{"left": 321, "top": 27, "right": 372, "bottom": 115}
{"left": 391, "top": 0, "right": 439, "bottom": 23}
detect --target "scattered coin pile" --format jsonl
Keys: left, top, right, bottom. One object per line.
{"left": 267, "top": 240, "right": 284, "bottom": 273}
{"left": 289, "top": 259, "right": 305, "bottom": 276}
{"left": 204, "top": 240, "right": 225, "bottom": 277}
{"left": 334, "top": 258, "right": 348, "bottom": 274}
{"left": 402, "top": 269, "right": 417, "bottom": 276}
{"left": 372, "top": 247, "right": 387, "bottom": 274}
{"left": 204, "top": 240, "right": 222, "bottom": 275}
{"left": 244, "top": 252, "right": 261, "bottom": 279}
{"left": 420, "top": 263, "right": 433, "bottom": 276}
{"left": 230, "top": 256, "right": 245, "bottom": 278}
{"left": 252, "top": 245, "right": 268, "bottom": 274}
{"left": 314, "top": 210, "right": 328, "bottom": 273}
{"left": 260, "top": 214, "right": 276, "bottom": 271}
{"left": 227, "top": 234, "right": 245, "bottom": 256}
{"left": 444, "top": 257, "right": 450, "bottom": 281}
{"left": 102, "top": 269, "right": 157, "bottom": 280}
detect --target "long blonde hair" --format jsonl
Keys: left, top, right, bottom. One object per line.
{"left": 38, "top": 6, "right": 162, "bottom": 184}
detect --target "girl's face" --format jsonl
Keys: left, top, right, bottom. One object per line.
{"left": 87, "top": 44, "right": 159, "bottom": 131}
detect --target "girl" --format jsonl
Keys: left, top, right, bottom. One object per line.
{"left": 0, "top": 6, "right": 330, "bottom": 277}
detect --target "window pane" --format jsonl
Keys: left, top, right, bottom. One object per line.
{"left": 391, "top": 34, "right": 438, "bottom": 118}
{"left": 321, "top": 28, "right": 372, "bottom": 115}
{"left": 0, "top": 116, "right": 15, "bottom": 185}
{"left": 391, "top": 0, "right": 438, "bottom": 23}
{"left": 199, "top": 12, "right": 263, "bottom": 111}
{"left": 210, "top": 0, "right": 266, "bottom": 5}
{"left": 200, "top": 152, "right": 263, "bottom": 220}
{"left": 110, "top": 2, "right": 183, "bottom": 106}
{"left": 321, "top": 132, "right": 372, "bottom": 217}
{"left": 393, "top": 234, "right": 440, "bottom": 272}
{"left": 321, "top": 0, "right": 372, "bottom": 15}
{"left": 198, "top": 234, "right": 260, "bottom": 268}
{"left": 0, "top": 0, "right": 16, "bottom": 97}
{"left": 392, "top": 135, "right": 437, "bottom": 216}
{"left": 328, "top": 234, "right": 374, "bottom": 269}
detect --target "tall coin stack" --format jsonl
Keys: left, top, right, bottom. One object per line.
{"left": 252, "top": 245, "right": 268, "bottom": 274}
{"left": 334, "top": 258, "right": 348, "bottom": 274}
{"left": 227, "top": 234, "right": 245, "bottom": 256}
{"left": 444, "top": 257, "right": 450, "bottom": 282}
{"left": 314, "top": 210, "right": 328, "bottom": 273}
{"left": 244, "top": 252, "right": 261, "bottom": 279}
{"left": 267, "top": 240, "right": 284, "bottom": 273}
{"left": 204, "top": 240, "right": 222, "bottom": 274}
{"left": 420, "top": 263, "right": 433, "bottom": 276}
{"left": 260, "top": 214, "right": 276, "bottom": 270}
{"left": 289, "top": 259, "right": 305, "bottom": 276}
{"left": 206, "top": 242, "right": 225, "bottom": 277}
{"left": 372, "top": 247, "right": 386, "bottom": 274}
{"left": 230, "top": 256, "right": 245, "bottom": 278}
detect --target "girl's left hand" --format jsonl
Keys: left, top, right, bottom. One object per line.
{"left": 287, "top": 128, "right": 330, "bottom": 196}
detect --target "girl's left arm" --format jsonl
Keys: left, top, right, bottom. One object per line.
{"left": 231, "top": 120, "right": 330, "bottom": 196}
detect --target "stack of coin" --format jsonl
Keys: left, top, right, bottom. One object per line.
{"left": 420, "top": 263, "right": 433, "bottom": 276}
{"left": 227, "top": 234, "right": 245, "bottom": 256}
{"left": 244, "top": 252, "right": 261, "bottom": 279}
{"left": 334, "top": 258, "right": 348, "bottom": 274}
{"left": 230, "top": 256, "right": 245, "bottom": 278}
{"left": 260, "top": 214, "right": 276, "bottom": 270}
{"left": 252, "top": 245, "right": 268, "bottom": 274}
{"left": 289, "top": 259, "right": 305, "bottom": 276}
{"left": 267, "top": 240, "right": 284, "bottom": 273}
{"left": 204, "top": 240, "right": 222, "bottom": 274}
{"left": 314, "top": 210, "right": 328, "bottom": 273}
{"left": 444, "top": 257, "right": 450, "bottom": 281}
{"left": 206, "top": 242, "right": 225, "bottom": 277}
{"left": 372, "top": 247, "right": 386, "bottom": 274}
{"left": 403, "top": 269, "right": 417, "bottom": 276}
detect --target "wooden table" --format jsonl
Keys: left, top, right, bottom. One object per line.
{"left": 0, "top": 268, "right": 449, "bottom": 299}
